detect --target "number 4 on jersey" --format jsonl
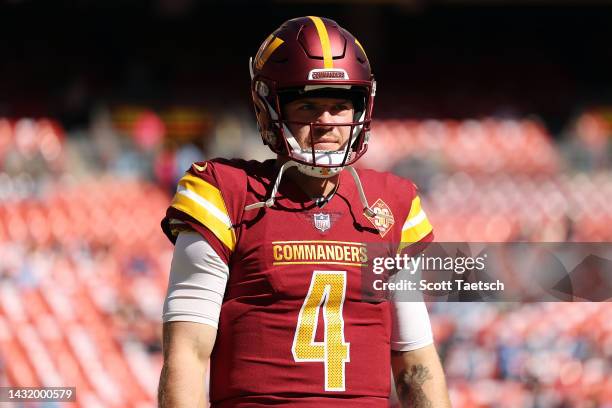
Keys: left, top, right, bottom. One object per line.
{"left": 292, "top": 271, "right": 350, "bottom": 391}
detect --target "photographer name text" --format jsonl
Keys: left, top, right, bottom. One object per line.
{"left": 372, "top": 278, "right": 504, "bottom": 292}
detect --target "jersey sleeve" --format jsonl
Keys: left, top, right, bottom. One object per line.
{"left": 161, "top": 160, "right": 242, "bottom": 264}
{"left": 391, "top": 186, "right": 435, "bottom": 350}
{"left": 397, "top": 192, "right": 434, "bottom": 255}
{"left": 400, "top": 195, "right": 433, "bottom": 244}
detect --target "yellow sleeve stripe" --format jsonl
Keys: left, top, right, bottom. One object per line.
{"left": 170, "top": 174, "right": 236, "bottom": 251}
{"left": 400, "top": 196, "right": 433, "bottom": 243}
{"left": 401, "top": 218, "right": 433, "bottom": 243}
{"left": 308, "top": 16, "right": 333, "bottom": 69}
{"left": 402, "top": 209, "right": 427, "bottom": 231}
{"left": 177, "top": 173, "right": 228, "bottom": 216}
{"left": 406, "top": 196, "right": 422, "bottom": 220}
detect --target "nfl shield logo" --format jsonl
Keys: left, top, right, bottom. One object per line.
{"left": 313, "top": 213, "right": 331, "bottom": 232}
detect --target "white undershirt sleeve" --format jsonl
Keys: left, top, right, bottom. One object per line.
{"left": 162, "top": 231, "right": 229, "bottom": 329}
{"left": 390, "top": 300, "right": 434, "bottom": 351}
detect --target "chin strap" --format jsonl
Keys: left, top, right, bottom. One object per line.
{"left": 345, "top": 166, "right": 375, "bottom": 218}
{"left": 244, "top": 162, "right": 394, "bottom": 223}
{"left": 345, "top": 166, "right": 394, "bottom": 222}
{"left": 244, "top": 161, "right": 298, "bottom": 211}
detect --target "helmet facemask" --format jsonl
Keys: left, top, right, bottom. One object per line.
{"left": 245, "top": 16, "right": 385, "bottom": 218}
{"left": 252, "top": 76, "right": 375, "bottom": 178}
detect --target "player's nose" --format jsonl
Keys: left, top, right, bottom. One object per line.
{"left": 315, "top": 109, "right": 335, "bottom": 123}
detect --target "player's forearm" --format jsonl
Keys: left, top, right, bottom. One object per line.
{"left": 158, "top": 322, "right": 216, "bottom": 408}
{"left": 392, "top": 361, "right": 449, "bottom": 408}
{"left": 158, "top": 354, "right": 207, "bottom": 408}
{"left": 391, "top": 344, "right": 451, "bottom": 408}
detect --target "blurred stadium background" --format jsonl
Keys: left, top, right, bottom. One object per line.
{"left": 1, "top": 1, "right": 611, "bottom": 407}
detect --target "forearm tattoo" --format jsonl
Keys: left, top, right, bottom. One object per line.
{"left": 395, "top": 364, "right": 433, "bottom": 408}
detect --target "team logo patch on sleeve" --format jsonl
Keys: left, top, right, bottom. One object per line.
{"left": 365, "top": 198, "right": 395, "bottom": 237}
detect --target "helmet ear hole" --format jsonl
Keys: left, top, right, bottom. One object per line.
{"left": 252, "top": 94, "right": 270, "bottom": 125}
{"left": 253, "top": 104, "right": 261, "bottom": 115}
{"left": 252, "top": 92, "right": 285, "bottom": 152}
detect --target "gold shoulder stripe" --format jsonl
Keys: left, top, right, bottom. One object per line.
{"left": 400, "top": 195, "right": 432, "bottom": 244}
{"left": 170, "top": 173, "right": 236, "bottom": 251}
{"left": 308, "top": 16, "right": 333, "bottom": 69}
{"left": 400, "top": 218, "right": 432, "bottom": 244}
{"left": 406, "top": 196, "right": 422, "bottom": 221}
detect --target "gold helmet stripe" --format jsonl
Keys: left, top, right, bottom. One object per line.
{"left": 255, "top": 34, "right": 285, "bottom": 70}
{"left": 354, "top": 38, "right": 369, "bottom": 64}
{"left": 308, "top": 16, "right": 333, "bottom": 69}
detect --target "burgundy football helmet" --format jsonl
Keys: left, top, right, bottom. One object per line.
{"left": 250, "top": 16, "right": 376, "bottom": 178}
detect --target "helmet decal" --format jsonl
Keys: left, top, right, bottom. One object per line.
{"left": 308, "top": 69, "right": 349, "bottom": 80}
{"left": 307, "top": 16, "right": 333, "bottom": 69}
{"left": 254, "top": 34, "right": 284, "bottom": 70}
{"left": 354, "top": 39, "right": 369, "bottom": 64}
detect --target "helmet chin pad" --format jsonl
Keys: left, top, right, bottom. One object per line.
{"left": 291, "top": 147, "right": 354, "bottom": 165}
{"left": 295, "top": 162, "right": 344, "bottom": 178}
{"left": 288, "top": 143, "right": 355, "bottom": 178}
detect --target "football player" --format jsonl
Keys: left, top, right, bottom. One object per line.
{"left": 158, "top": 16, "right": 451, "bottom": 407}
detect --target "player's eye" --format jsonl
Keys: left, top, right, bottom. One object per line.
{"left": 297, "top": 103, "right": 316, "bottom": 111}
{"left": 330, "top": 103, "right": 352, "bottom": 115}
{"left": 334, "top": 103, "right": 351, "bottom": 111}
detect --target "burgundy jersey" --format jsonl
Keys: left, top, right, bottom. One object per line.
{"left": 161, "top": 159, "right": 433, "bottom": 407}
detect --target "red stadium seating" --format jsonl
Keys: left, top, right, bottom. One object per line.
{"left": 1, "top": 117, "right": 611, "bottom": 407}
{"left": 363, "top": 118, "right": 560, "bottom": 175}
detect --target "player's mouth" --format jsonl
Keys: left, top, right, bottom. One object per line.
{"left": 309, "top": 128, "right": 344, "bottom": 150}
{"left": 312, "top": 137, "right": 340, "bottom": 150}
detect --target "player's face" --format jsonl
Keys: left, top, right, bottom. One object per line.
{"left": 283, "top": 97, "right": 354, "bottom": 151}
